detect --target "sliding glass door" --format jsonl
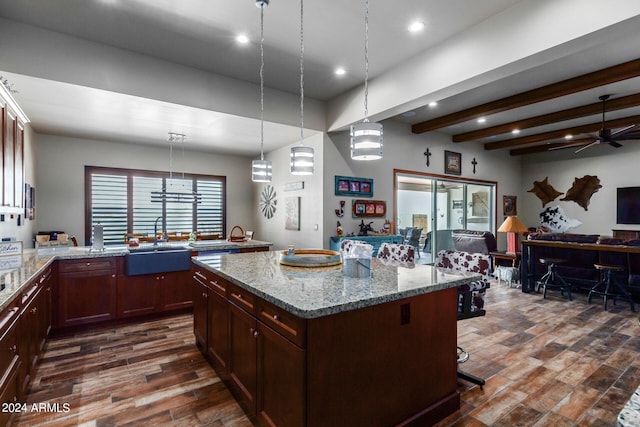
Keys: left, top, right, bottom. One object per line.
{"left": 395, "top": 170, "right": 496, "bottom": 263}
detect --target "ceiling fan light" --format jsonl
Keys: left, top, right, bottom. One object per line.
{"left": 350, "top": 121, "right": 383, "bottom": 160}
{"left": 252, "top": 159, "right": 272, "bottom": 182}
{"left": 290, "top": 146, "right": 314, "bottom": 175}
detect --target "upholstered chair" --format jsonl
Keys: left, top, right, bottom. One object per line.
{"left": 377, "top": 242, "right": 416, "bottom": 267}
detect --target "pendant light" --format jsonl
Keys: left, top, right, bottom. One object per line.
{"left": 151, "top": 133, "right": 202, "bottom": 203}
{"left": 252, "top": 0, "right": 273, "bottom": 183}
{"left": 350, "top": 0, "right": 383, "bottom": 160}
{"left": 290, "top": 0, "right": 314, "bottom": 175}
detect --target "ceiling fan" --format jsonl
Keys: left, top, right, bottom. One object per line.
{"left": 575, "top": 94, "right": 640, "bottom": 153}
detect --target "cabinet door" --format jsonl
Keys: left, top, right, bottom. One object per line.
{"left": 257, "top": 323, "right": 305, "bottom": 427}
{"left": 192, "top": 275, "right": 209, "bottom": 350}
{"left": 58, "top": 271, "right": 117, "bottom": 328}
{"left": 160, "top": 270, "right": 192, "bottom": 312}
{"left": 117, "top": 274, "right": 158, "bottom": 318}
{"left": 228, "top": 302, "right": 258, "bottom": 415}
{"left": 207, "top": 289, "right": 229, "bottom": 374}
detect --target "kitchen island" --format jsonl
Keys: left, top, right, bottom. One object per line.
{"left": 192, "top": 251, "right": 479, "bottom": 427}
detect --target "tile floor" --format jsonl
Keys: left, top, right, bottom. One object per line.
{"left": 438, "top": 279, "right": 639, "bottom": 426}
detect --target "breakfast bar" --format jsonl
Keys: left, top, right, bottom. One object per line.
{"left": 192, "top": 251, "right": 479, "bottom": 427}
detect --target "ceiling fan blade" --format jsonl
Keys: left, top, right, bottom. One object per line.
{"left": 611, "top": 124, "right": 639, "bottom": 137}
{"left": 575, "top": 140, "right": 599, "bottom": 153}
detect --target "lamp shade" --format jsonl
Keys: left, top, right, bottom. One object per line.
{"left": 290, "top": 146, "right": 314, "bottom": 175}
{"left": 251, "top": 159, "right": 272, "bottom": 182}
{"left": 498, "top": 216, "right": 528, "bottom": 233}
{"left": 350, "top": 121, "right": 383, "bottom": 160}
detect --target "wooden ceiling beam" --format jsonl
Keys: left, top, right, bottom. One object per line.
{"left": 452, "top": 93, "right": 640, "bottom": 142}
{"left": 411, "top": 58, "right": 640, "bottom": 134}
{"left": 484, "top": 115, "right": 640, "bottom": 150}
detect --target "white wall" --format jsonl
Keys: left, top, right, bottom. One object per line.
{"left": 35, "top": 135, "right": 255, "bottom": 245}
{"left": 253, "top": 134, "right": 325, "bottom": 251}
{"left": 0, "top": 124, "right": 37, "bottom": 246}
{"left": 521, "top": 143, "right": 640, "bottom": 236}
{"left": 323, "top": 119, "right": 523, "bottom": 250}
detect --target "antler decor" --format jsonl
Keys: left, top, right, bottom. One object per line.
{"left": 527, "top": 177, "right": 564, "bottom": 207}
{"left": 560, "top": 175, "right": 602, "bottom": 211}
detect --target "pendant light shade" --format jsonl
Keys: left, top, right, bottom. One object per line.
{"left": 290, "top": 0, "right": 314, "bottom": 175}
{"left": 290, "top": 145, "right": 314, "bottom": 175}
{"left": 351, "top": 0, "right": 383, "bottom": 161}
{"left": 251, "top": 159, "right": 272, "bottom": 182}
{"left": 252, "top": 0, "right": 272, "bottom": 183}
{"left": 350, "top": 121, "right": 383, "bottom": 160}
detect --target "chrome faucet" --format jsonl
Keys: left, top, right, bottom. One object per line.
{"left": 153, "top": 216, "right": 163, "bottom": 246}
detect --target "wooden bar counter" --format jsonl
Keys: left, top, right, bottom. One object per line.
{"left": 192, "top": 251, "right": 479, "bottom": 427}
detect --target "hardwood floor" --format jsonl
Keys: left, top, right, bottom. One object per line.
{"left": 13, "top": 280, "right": 639, "bottom": 426}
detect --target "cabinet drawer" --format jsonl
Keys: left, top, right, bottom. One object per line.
{"left": 0, "top": 307, "right": 19, "bottom": 380}
{"left": 258, "top": 299, "right": 306, "bottom": 348}
{"left": 59, "top": 258, "right": 116, "bottom": 274}
{"left": 227, "top": 282, "right": 256, "bottom": 314}
{"left": 193, "top": 269, "right": 228, "bottom": 296}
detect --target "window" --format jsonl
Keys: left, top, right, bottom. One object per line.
{"left": 85, "top": 166, "right": 226, "bottom": 245}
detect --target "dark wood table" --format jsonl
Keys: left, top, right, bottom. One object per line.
{"left": 490, "top": 251, "right": 521, "bottom": 269}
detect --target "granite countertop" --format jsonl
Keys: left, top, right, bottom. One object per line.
{"left": 193, "top": 251, "right": 479, "bottom": 319}
{"left": 618, "top": 384, "right": 640, "bottom": 426}
{"left": 0, "top": 239, "right": 273, "bottom": 313}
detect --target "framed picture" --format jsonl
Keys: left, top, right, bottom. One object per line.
{"left": 285, "top": 197, "right": 300, "bottom": 230}
{"left": 503, "top": 195, "right": 517, "bottom": 216}
{"left": 335, "top": 175, "right": 374, "bottom": 197}
{"left": 444, "top": 150, "right": 462, "bottom": 175}
{"left": 352, "top": 199, "right": 386, "bottom": 217}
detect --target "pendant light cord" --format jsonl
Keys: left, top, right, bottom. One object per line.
{"left": 299, "top": 0, "right": 304, "bottom": 145}
{"left": 259, "top": 3, "right": 265, "bottom": 161}
{"left": 363, "top": 0, "right": 370, "bottom": 123}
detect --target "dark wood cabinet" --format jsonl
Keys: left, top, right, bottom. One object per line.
{"left": 193, "top": 269, "right": 306, "bottom": 426}
{"left": 57, "top": 258, "right": 117, "bottom": 328}
{"left": 612, "top": 229, "right": 640, "bottom": 240}
{"left": 228, "top": 301, "right": 258, "bottom": 414}
{"left": 159, "top": 270, "right": 192, "bottom": 312}
{"left": 0, "top": 93, "right": 25, "bottom": 211}
{"left": 117, "top": 274, "right": 158, "bottom": 318}
{"left": 0, "top": 305, "right": 20, "bottom": 427}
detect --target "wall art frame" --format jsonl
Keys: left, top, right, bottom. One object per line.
{"left": 444, "top": 150, "right": 462, "bottom": 175}
{"left": 352, "top": 199, "right": 386, "bottom": 218}
{"left": 503, "top": 195, "right": 517, "bottom": 216}
{"left": 335, "top": 175, "right": 374, "bottom": 197}
{"left": 285, "top": 197, "right": 300, "bottom": 230}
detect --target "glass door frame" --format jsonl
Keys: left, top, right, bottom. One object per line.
{"left": 393, "top": 168, "right": 498, "bottom": 261}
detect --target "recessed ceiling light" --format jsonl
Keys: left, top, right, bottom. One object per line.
{"left": 408, "top": 21, "right": 425, "bottom": 33}
{"left": 512, "top": 129, "right": 520, "bottom": 135}
{"left": 565, "top": 134, "right": 573, "bottom": 140}
{"left": 477, "top": 117, "right": 486, "bottom": 124}
{"left": 335, "top": 67, "right": 346, "bottom": 76}
{"left": 236, "top": 34, "right": 249, "bottom": 44}
{"left": 428, "top": 101, "right": 438, "bottom": 108}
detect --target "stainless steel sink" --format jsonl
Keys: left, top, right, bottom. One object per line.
{"left": 125, "top": 248, "right": 192, "bottom": 275}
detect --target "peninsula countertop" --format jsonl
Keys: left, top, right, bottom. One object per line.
{"left": 0, "top": 239, "right": 272, "bottom": 313}
{"left": 193, "top": 251, "right": 480, "bottom": 319}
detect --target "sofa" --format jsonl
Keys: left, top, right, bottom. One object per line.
{"left": 423, "top": 229, "right": 497, "bottom": 254}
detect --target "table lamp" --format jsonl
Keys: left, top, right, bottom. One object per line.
{"left": 498, "top": 216, "right": 528, "bottom": 255}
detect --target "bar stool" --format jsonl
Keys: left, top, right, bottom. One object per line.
{"left": 588, "top": 264, "right": 635, "bottom": 312}
{"left": 536, "top": 258, "right": 572, "bottom": 300}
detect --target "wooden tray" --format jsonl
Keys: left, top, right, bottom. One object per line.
{"left": 278, "top": 249, "right": 342, "bottom": 267}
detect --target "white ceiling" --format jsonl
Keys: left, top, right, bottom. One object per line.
{"left": 1, "top": 0, "right": 639, "bottom": 156}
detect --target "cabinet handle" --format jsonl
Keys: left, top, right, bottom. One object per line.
{"left": 31, "top": 307, "right": 37, "bottom": 314}
{"left": 202, "top": 292, "right": 208, "bottom": 298}
{"left": 273, "top": 314, "right": 280, "bottom": 321}
{"left": 9, "top": 344, "right": 17, "bottom": 353}
{"left": 86, "top": 262, "right": 91, "bottom": 266}
{"left": 112, "top": 274, "right": 116, "bottom": 278}
{"left": 250, "top": 328, "right": 260, "bottom": 338}
{"left": 194, "top": 271, "right": 207, "bottom": 281}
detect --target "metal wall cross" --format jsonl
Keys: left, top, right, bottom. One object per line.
{"left": 424, "top": 147, "right": 432, "bottom": 167}
{"left": 471, "top": 157, "right": 478, "bottom": 174}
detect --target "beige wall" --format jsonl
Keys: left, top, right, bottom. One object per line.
{"left": 35, "top": 135, "right": 255, "bottom": 245}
